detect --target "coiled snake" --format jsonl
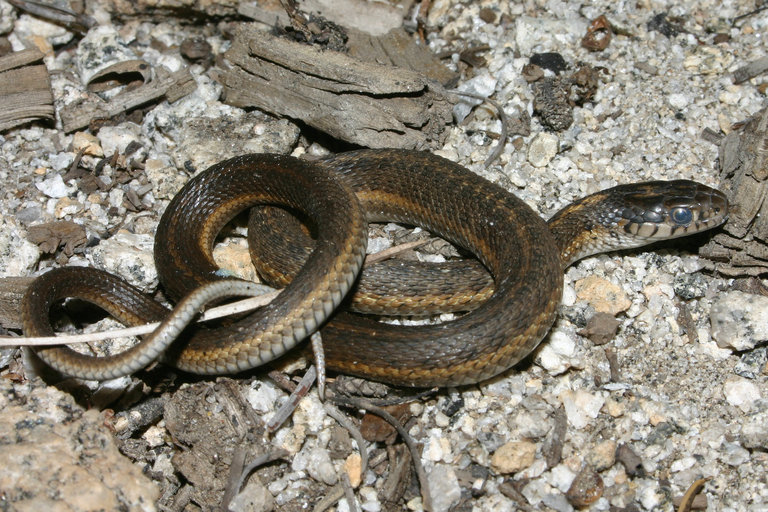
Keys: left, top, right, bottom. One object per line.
{"left": 22, "top": 149, "right": 728, "bottom": 386}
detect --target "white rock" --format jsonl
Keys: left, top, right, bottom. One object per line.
{"left": 0, "top": 1, "right": 15, "bottom": 33}
{"left": 359, "top": 486, "right": 381, "bottom": 512}
{"left": 427, "top": 464, "right": 461, "bottom": 512}
{"left": 89, "top": 232, "right": 157, "bottom": 290}
{"left": 536, "top": 332, "right": 576, "bottom": 375}
{"left": 710, "top": 291, "right": 768, "bottom": 351}
{"left": 0, "top": 216, "right": 40, "bottom": 277}
{"left": 561, "top": 283, "right": 577, "bottom": 307}
{"left": 668, "top": 93, "right": 689, "bottom": 109}
{"left": 723, "top": 378, "right": 761, "bottom": 413}
{"left": 560, "top": 389, "right": 606, "bottom": 429}
{"left": 514, "top": 15, "right": 587, "bottom": 55}
{"left": 637, "top": 479, "right": 663, "bottom": 510}
{"left": 229, "top": 477, "right": 274, "bottom": 512}
{"left": 142, "top": 425, "right": 166, "bottom": 448}
{"left": 424, "top": 431, "right": 451, "bottom": 462}
{"left": 527, "top": 132, "right": 559, "bottom": 168}
{"left": 547, "top": 463, "right": 576, "bottom": 492}
{"left": 722, "top": 441, "right": 750, "bottom": 467}
{"left": 36, "top": 173, "right": 74, "bottom": 198}
{"left": 245, "top": 380, "right": 282, "bottom": 415}
{"left": 14, "top": 14, "right": 73, "bottom": 47}
{"left": 292, "top": 445, "right": 337, "bottom": 485}
{"left": 98, "top": 123, "right": 144, "bottom": 157}
{"left": 741, "top": 408, "right": 768, "bottom": 449}
{"left": 452, "top": 71, "right": 497, "bottom": 123}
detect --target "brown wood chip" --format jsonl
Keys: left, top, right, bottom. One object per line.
{"left": 0, "top": 49, "right": 54, "bottom": 132}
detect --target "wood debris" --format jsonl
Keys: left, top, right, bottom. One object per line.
{"left": 0, "top": 277, "right": 35, "bottom": 329}
{"left": 219, "top": 24, "right": 455, "bottom": 149}
{"left": 700, "top": 107, "right": 768, "bottom": 275}
{"left": 59, "top": 66, "right": 196, "bottom": 133}
{"left": 26, "top": 220, "right": 88, "bottom": 258}
{"left": 0, "top": 48, "right": 54, "bottom": 131}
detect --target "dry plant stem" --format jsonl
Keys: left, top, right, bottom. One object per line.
{"left": 7, "top": 0, "right": 95, "bottom": 33}
{"left": 220, "top": 448, "right": 246, "bottom": 511}
{"left": 310, "top": 332, "right": 326, "bottom": 399}
{"left": 221, "top": 448, "right": 290, "bottom": 511}
{"left": 677, "top": 477, "right": 710, "bottom": 512}
{"left": 312, "top": 486, "right": 345, "bottom": 512}
{"left": 448, "top": 90, "right": 509, "bottom": 167}
{"left": 3, "top": 239, "right": 432, "bottom": 348}
{"left": 323, "top": 402, "right": 369, "bottom": 478}
{"left": 0, "top": 289, "right": 281, "bottom": 347}
{"left": 340, "top": 472, "right": 360, "bottom": 512}
{"left": 360, "top": 387, "right": 438, "bottom": 407}
{"left": 330, "top": 395, "right": 432, "bottom": 512}
{"left": 267, "top": 365, "right": 317, "bottom": 432}
{"left": 364, "top": 240, "right": 428, "bottom": 264}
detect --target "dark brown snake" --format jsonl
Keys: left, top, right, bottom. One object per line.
{"left": 22, "top": 149, "right": 728, "bottom": 386}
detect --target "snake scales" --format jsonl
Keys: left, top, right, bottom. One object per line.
{"left": 22, "top": 149, "right": 728, "bottom": 386}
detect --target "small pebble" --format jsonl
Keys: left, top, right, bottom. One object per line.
{"left": 536, "top": 331, "right": 576, "bottom": 375}
{"left": 527, "top": 132, "right": 559, "bottom": 167}
{"left": 344, "top": 453, "right": 362, "bottom": 488}
{"left": 710, "top": 291, "right": 768, "bottom": 351}
{"left": 36, "top": 174, "right": 73, "bottom": 198}
{"left": 586, "top": 440, "right": 617, "bottom": 471}
{"left": 723, "top": 378, "right": 762, "bottom": 413}
{"left": 574, "top": 276, "right": 631, "bottom": 315}
{"left": 565, "top": 467, "right": 604, "bottom": 507}
{"left": 560, "top": 389, "right": 606, "bottom": 429}
{"left": 427, "top": 465, "right": 461, "bottom": 511}
{"left": 491, "top": 440, "right": 537, "bottom": 474}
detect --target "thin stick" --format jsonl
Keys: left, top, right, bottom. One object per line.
{"left": 365, "top": 240, "right": 428, "bottom": 264}
{"left": 3, "top": 237, "right": 431, "bottom": 348}
{"left": 448, "top": 90, "right": 510, "bottom": 167}
{"left": 0, "top": 289, "right": 280, "bottom": 347}
{"left": 330, "top": 394, "right": 432, "bottom": 512}
{"left": 324, "top": 402, "right": 369, "bottom": 478}
{"left": 310, "top": 332, "right": 326, "bottom": 399}
{"left": 266, "top": 365, "right": 317, "bottom": 432}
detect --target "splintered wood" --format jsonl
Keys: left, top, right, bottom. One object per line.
{"left": 219, "top": 24, "right": 455, "bottom": 149}
{"left": 0, "top": 48, "right": 54, "bottom": 131}
{"left": 700, "top": 107, "right": 768, "bottom": 276}
{"left": 59, "top": 67, "right": 196, "bottom": 133}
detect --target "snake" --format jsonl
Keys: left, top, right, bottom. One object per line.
{"left": 21, "top": 149, "right": 728, "bottom": 387}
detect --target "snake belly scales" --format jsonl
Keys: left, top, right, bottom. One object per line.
{"left": 22, "top": 149, "right": 728, "bottom": 387}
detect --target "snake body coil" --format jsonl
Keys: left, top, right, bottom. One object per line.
{"left": 22, "top": 149, "right": 728, "bottom": 386}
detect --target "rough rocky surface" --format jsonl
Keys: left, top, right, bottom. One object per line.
{"left": 0, "top": 1, "right": 767, "bottom": 511}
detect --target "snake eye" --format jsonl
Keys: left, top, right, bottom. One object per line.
{"left": 670, "top": 207, "right": 693, "bottom": 225}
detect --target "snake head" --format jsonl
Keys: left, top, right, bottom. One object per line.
{"left": 550, "top": 179, "right": 729, "bottom": 266}
{"left": 617, "top": 180, "right": 729, "bottom": 240}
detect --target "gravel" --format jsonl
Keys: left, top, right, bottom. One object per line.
{"left": 1, "top": 0, "right": 767, "bottom": 511}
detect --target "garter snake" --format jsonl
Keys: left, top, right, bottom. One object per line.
{"left": 22, "top": 149, "right": 728, "bottom": 386}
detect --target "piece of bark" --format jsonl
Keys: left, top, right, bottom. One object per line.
{"left": 238, "top": 0, "right": 409, "bottom": 38}
{"left": 96, "top": 0, "right": 241, "bottom": 18}
{"left": 239, "top": 4, "right": 457, "bottom": 84}
{"left": 219, "top": 24, "right": 454, "bottom": 149}
{"left": 0, "top": 48, "right": 54, "bottom": 131}
{"left": 0, "top": 277, "right": 34, "bottom": 329}
{"left": 346, "top": 27, "right": 458, "bottom": 87}
{"left": 700, "top": 107, "right": 768, "bottom": 275}
{"left": 59, "top": 67, "right": 196, "bottom": 133}
{"left": 7, "top": 0, "right": 95, "bottom": 34}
